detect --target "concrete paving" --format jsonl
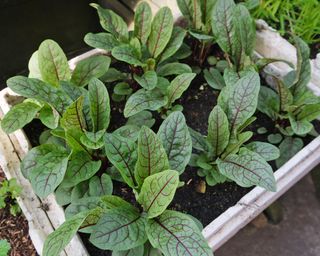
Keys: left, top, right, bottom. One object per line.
{"left": 216, "top": 174, "right": 320, "bottom": 256}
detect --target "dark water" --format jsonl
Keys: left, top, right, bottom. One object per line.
{"left": 0, "top": 0, "right": 134, "bottom": 87}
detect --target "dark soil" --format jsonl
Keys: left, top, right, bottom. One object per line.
{"left": 0, "top": 168, "right": 37, "bottom": 256}
{"left": 310, "top": 42, "right": 320, "bottom": 59}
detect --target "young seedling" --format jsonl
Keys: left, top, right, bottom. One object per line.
{"left": 257, "top": 37, "right": 320, "bottom": 167}
{"left": 0, "top": 178, "right": 22, "bottom": 216}
{"left": 190, "top": 71, "right": 278, "bottom": 190}
{"left": 42, "top": 112, "right": 213, "bottom": 256}
{"left": 86, "top": 2, "right": 193, "bottom": 107}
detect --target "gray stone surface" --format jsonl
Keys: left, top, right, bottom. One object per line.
{"left": 216, "top": 174, "right": 320, "bottom": 256}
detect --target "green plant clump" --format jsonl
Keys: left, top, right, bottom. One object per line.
{"left": 0, "top": 178, "right": 22, "bottom": 216}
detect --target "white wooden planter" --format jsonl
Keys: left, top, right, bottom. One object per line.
{"left": 1, "top": 2, "right": 320, "bottom": 255}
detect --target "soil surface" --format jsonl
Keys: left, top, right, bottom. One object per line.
{"left": 0, "top": 168, "right": 37, "bottom": 256}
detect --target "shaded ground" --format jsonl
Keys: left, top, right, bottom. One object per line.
{"left": 216, "top": 174, "right": 320, "bottom": 256}
{"left": 0, "top": 168, "right": 37, "bottom": 256}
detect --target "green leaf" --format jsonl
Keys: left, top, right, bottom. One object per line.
{"left": 28, "top": 50, "right": 41, "bottom": 79}
{"left": 189, "top": 30, "right": 214, "bottom": 41}
{"left": 71, "top": 55, "right": 111, "bottom": 87}
{"left": 211, "top": 0, "right": 236, "bottom": 54}
{"left": 65, "top": 129, "right": 87, "bottom": 152}
{"left": 289, "top": 116, "right": 313, "bottom": 135}
{"left": 188, "top": 127, "right": 210, "bottom": 152}
{"left": 80, "top": 130, "right": 105, "bottom": 149}
{"left": 101, "top": 67, "right": 128, "bottom": 83}
{"left": 1, "top": 101, "right": 41, "bottom": 133}
{"left": 84, "top": 32, "right": 119, "bottom": 51}
{"left": 60, "top": 96, "right": 86, "bottom": 130}
{"left": 292, "top": 37, "right": 311, "bottom": 98}
{"left": 221, "top": 131, "right": 253, "bottom": 158}
{"left": 158, "top": 112, "right": 192, "bottom": 173}
{"left": 90, "top": 207, "right": 147, "bottom": 251}
{"left": 88, "top": 174, "right": 113, "bottom": 197}
{"left": 104, "top": 133, "right": 137, "bottom": 188}
{"left": 297, "top": 103, "right": 320, "bottom": 122}
{"left": 146, "top": 210, "right": 212, "bottom": 256}
{"left": 204, "top": 68, "right": 225, "bottom": 90}
{"left": 38, "top": 39, "right": 71, "bottom": 87}
{"left": 135, "top": 126, "right": 170, "bottom": 186}
{"left": 60, "top": 81, "right": 85, "bottom": 101}
{"left": 274, "top": 78, "right": 293, "bottom": 112}
{"left": 55, "top": 185, "right": 72, "bottom": 206}
{"left": 113, "top": 125, "right": 140, "bottom": 141}
{"left": 43, "top": 210, "right": 91, "bottom": 256}
{"left": 138, "top": 170, "right": 179, "bottom": 218}
{"left": 207, "top": 105, "right": 230, "bottom": 157}
{"left": 157, "top": 63, "right": 192, "bottom": 77}
{"left": 62, "top": 151, "right": 101, "bottom": 188}
{"left": 112, "top": 44, "right": 143, "bottom": 66}
{"left": 114, "top": 82, "right": 133, "bottom": 95}
{"left": 134, "top": 71, "right": 158, "bottom": 90}
{"left": 159, "top": 27, "right": 187, "bottom": 63}
{"left": 71, "top": 181, "right": 89, "bottom": 201}
{"left": 39, "top": 104, "right": 59, "bottom": 129}
{"left": 257, "top": 86, "right": 279, "bottom": 120}
{"left": 222, "top": 71, "right": 260, "bottom": 133}
{"left": 166, "top": 73, "right": 196, "bottom": 107}
{"left": 113, "top": 245, "right": 144, "bottom": 256}
{"left": 276, "top": 137, "right": 303, "bottom": 168}
{"left": 91, "top": 3, "right": 128, "bottom": 40}
{"left": 267, "top": 133, "right": 283, "bottom": 144}
{"left": 148, "top": 7, "right": 173, "bottom": 58}
{"left": 100, "top": 195, "right": 138, "bottom": 211}
{"left": 65, "top": 197, "right": 101, "bottom": 219}
{"left": 127, "top": 111, "right": 155, "bottom": 128}
{"left": 88, "top": 78, "right": 110, "bottom": 131}
{"left": 177, "top": 0, "right": 202, "bottom": 30}
{"left": 25, "top": 144, "right": 69, "bottom": 198}
{"left": 255, "top": 58, "right": 294, "bottom": 71}
{"left": 7, "top": 76, "right": 73, "bottom": 116}
{"left": 217, "top": 148, "right": 276, "bottom": 191}
{"left": 0, "top": 240, "right": 11, "bottom": 255}
{"left": 124, "top": 89, "right": 167, "bottom": 118}
{"left": 245, "top": 142, "right": 280, "bottom": 161}
{"left": 134, "top": 2, "right": 152, "bottom": 44}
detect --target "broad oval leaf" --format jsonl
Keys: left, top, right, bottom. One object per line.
{"left": 91, "top": 3, "right": 128, "bottom": 40}
{"left": 39, "top": 104, "right": 59, "bottom": 129}
{"left": 158, "top": 112, "right": 192, "bottom": 173}
{"left": 138, "top": 170, "right": 179, "bottom": 218}
{"left": 112, "top": 44, "right": 143, "bottom": 66}
{"left": 80, "top": 130, "right": 105, "bottom": 149}
{"left": 7, "top": 76, "right": 73, "bottom": 115}
{"left": 61, "top": 151, "right": 101, "bottom": 188}
{"left": 224, "top": 71, "right": 260, "bottom": 133}
{"left": 276, "top": 137, "right": 303, "bottom": 168}
{"left": 148, "top": 7, "right": 173, "bottom": 58}
{"left": 134, "top": 2, "right": 152, "bottom": 44}
{"left": 245, "top": 142, "right": 280, "bottom": 161}
{"left": 212, "top": 0, "right": 236, "bottom": 54}
{"left": 1, "top": 101, "right": 42, "bottom": 133}
{"left": 84, "top": 32, "right": 119, "bottom": 51}
{"left": 28, "top": 50, "right": 41, "bottom": 79}
{"left": 90, "top": 207, "right": 147, "bottom": 251}
{"left": 71, "top": 55, "right": 111, "bottom": 87}
{"left": 127, "top": 110, "right": 155, "bottom": 128}
{"left": 22, "top": 144, "right": 70, "bottom": 198}
{"left": 43, "top": 210, "right": 91, "bottom": 256}
{"left": 104, "top": 133, "right": 137, "bottom": 188}
{"left": 38, "top": 39, "right": 71, "bottom": 87}
{"left": 157, "top": 63, "right": 192, "bottom": 77}
{"left": 207, "top": 105, "right": 230, "bottom": 157}
{"left": 134, "top": 71, "right": 158, "bottom": 90}
{"left": 88, "top": 78, "right": 111, "bottom": 131}
{"left": 135, "top": 126, "right": 170, "bottom": 186}
{"left": 177, "top": 0, "right": 203, "bottom": 30}
{"left": 60, "top": 96, "right": 86, "bottom": 130}
{"left": 289, "top": 116, "right": 313, "bottom": 135}
{"left": 113, "top": 125, "right": 140, "bottom": 141}
{"left": 167, "top": 73, "right": 196, "bottom": 107}
{"left": 159, "top": 27, "right": 187, "bottom": 63}
{"left": 65, "top": 197, "right": 101, "bottom": 219}
{"left": 188, "top": 127, "right": 211, "bottom": 152}
{"left": 88, "top": 174, "right": 113, "bottom": 197}
{"left": 146, "top": 210, "right": 212, "bottom": 256}
{"left": 124, "top": 88, "right": 167, "bottom": 118}
{"left": 204, "top": 68, "right": 225, "bottom": 90}
{"left": 217, "top": 148, "right": 276, "bottom": 191}
{"left": 297, "top": 103, "right": 320, "bottom": 122}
